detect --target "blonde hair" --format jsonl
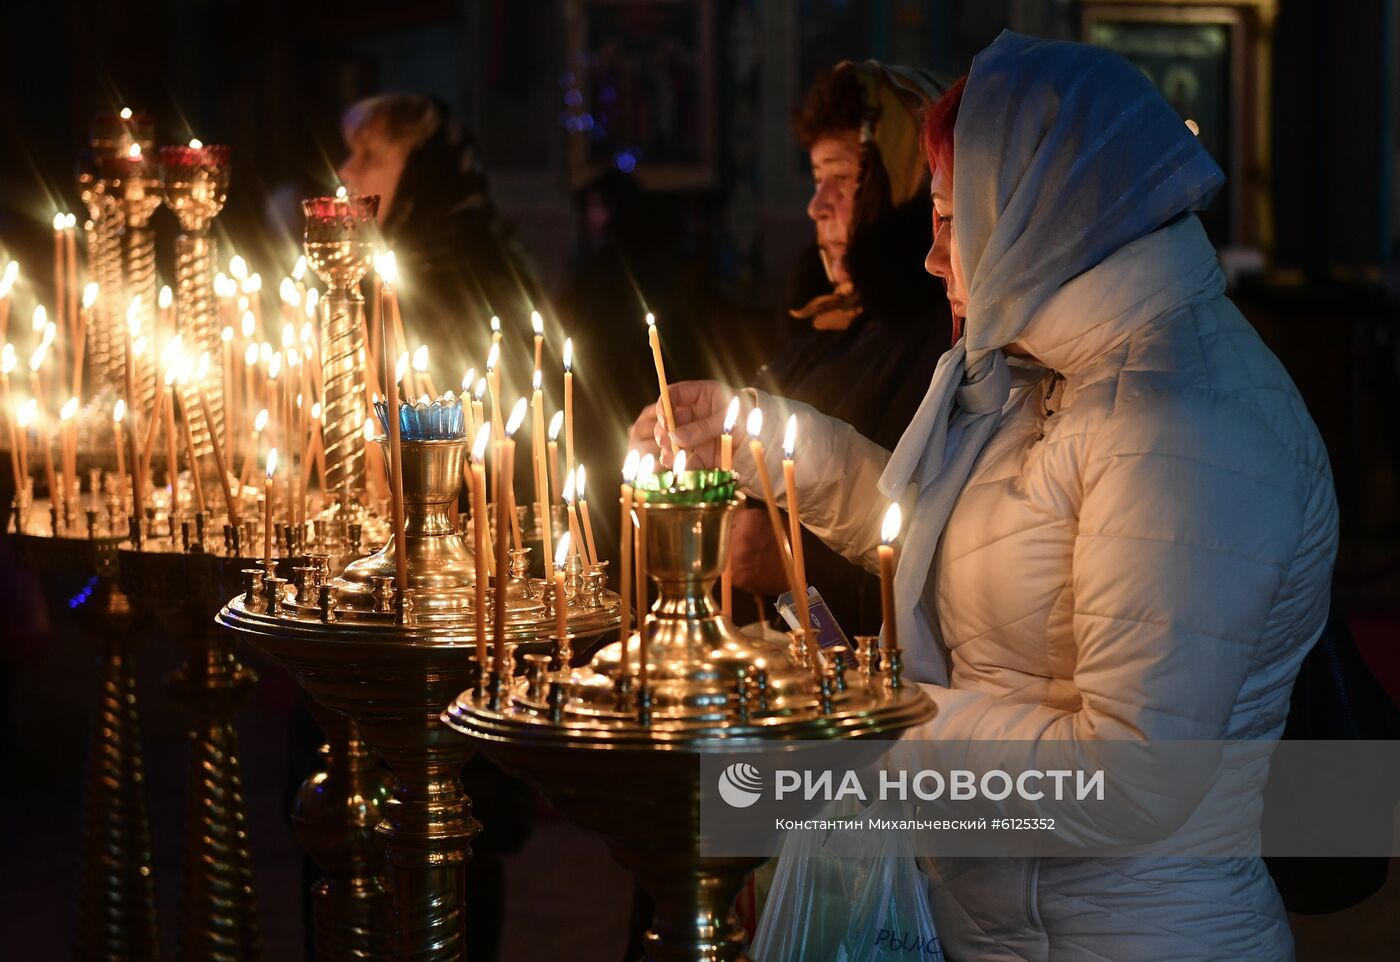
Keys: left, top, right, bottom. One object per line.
{"left": 342, "top": 94, "right": 442, "bottom": 149}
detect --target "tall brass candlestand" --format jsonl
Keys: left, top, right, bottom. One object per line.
{"left": 11, "top": 513, "right": 160, "bottom": 960}
{"left": 444, "top": 487, "right": 934, "bottom": 962}
{"left": 303, "top": 195, "right": 377, "bottom": 504}
{"left": 218, "top": 433, "right": 621, "bottom": 962}
{"left": 103, "top": 144, "right": 162, "bottom": 408}
{"left": 161, "top": 144, "right": 231, "bottom": 461}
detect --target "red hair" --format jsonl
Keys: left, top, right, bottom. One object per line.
{"left": 921, "top": 76, "right": 967, "bottom": 178}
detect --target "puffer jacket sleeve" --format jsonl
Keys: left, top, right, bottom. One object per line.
{"left": 729, "top": 389, "right": 898, "bottom": 575}
{"left": 903, "top": 388, "right": 1320, "bottom": 845}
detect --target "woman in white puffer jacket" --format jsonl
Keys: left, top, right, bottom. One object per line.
{"left": 637, "top": 31, "right": 1338, "bottom": 962}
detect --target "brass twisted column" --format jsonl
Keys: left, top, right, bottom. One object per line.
{"left": 73, "top": 581, "right": 161, "bottom": 961}
{"left": 77, "top": 170, "right": 123, "bottom": 395}
{"left": 303, "top": 195, "right": 378, "bottom": 502}
{"left": 105, "top": 146, "right": 162, "bottom": 409}
{"left": 167, "top": 623, "right": 261, "bottom": 962}
{"left": 161, "top": 144, "right": 231, "bottom": 461}
{"left": 292, "top": 709, "right": 394, "bottom": 962}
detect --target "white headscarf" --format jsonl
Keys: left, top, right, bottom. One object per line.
{"left": 878, "top": 31, "right": 1225, "bottom": 681}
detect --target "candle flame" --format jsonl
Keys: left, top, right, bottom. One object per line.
{"left": 472, "top": 422, "right": 492, "bottom": 461}
{"left": 42, "top": 321, "right": 56, "bottom": 347}
{"left": 292, "top": 255, "right": 307, "bottom": 281}
{"left": 229, "top": 255, "right": 248, "bottom": 280}
{"left": 60, "top": 396, "right": 78, "bottom": 421}
{"left": 490, "top": 315, "right": 501, "bottom": 333}
{"left": 240, "top": 309, "right": 255, "bottom": 337}
{"left": 304, "top": 288, "right": 319, "bottom": 317}
{"left": 576, "top": 463, "right": 588, "bottom": 499}
{"left": 287, "top": 347, "right": 300, "bottom": 367}
{"left": 189, "top": 137, "right": 203, "bottom": 149}
{"left": 412, "top": 344, "right": 429, "bottom": 372}
{"left": 417, "top": 393, "right": 429, "bottom": 405}
{"left": 300, "top": 321, "right": 313, "bottom": 344}
{"left": 125, "top": 296, "right": 141, "bottom": 335}
{"left": 563, "top": 337, "right": 573, "bottom": 372}
{"left": 127, "top": 143, "right": 142, "bottom": 160}
{"left": 65, "top": 213, "right": 76, "bottom": 229}
{"left": 266, "top": 448, "right": 278, "bottom": 478}
{"left": 1, "top": 343, "right": 14, "bottom": 374}
{"left": 119, "top": 107, "right": 133, "bottom": 120}
{"left": 53, "top": 212, "right": 66, "bottom": 231}
{"left": 133, "top": 335, "right": 147, "bottom": 357}
{"left": 18, "top": 398, "right": 35, "bottom": 427}
{"left": 672, "top": 450, "right": 686, "bottom": 475}
{"left": 723, "top": 396, "right": 740, "bottom": 435}
{"left": 244, "top": 342, "right": 258, "bottom": 365}
{"left": 254, "top": 409, "right": 268, "bottom": 432}
{"left": 158, "top": 285, "right": 172, "bottom": 310}
{"left": 638, "top": 453, "right": 656, "bottom": 482}
{"left": 474, "top": 377, "right": 487, "bottom": 400}
{"left": 548, "top": 410, "right": 564, "bottom": 441}
{"left": 281, "top": 323, "right": 295, "bottom": 349}
{"left": 783, "top": 414, "right": 798, "bottom": 459}
{"left": 279, "top": 276, "right": 300, "bottom": 306}
{"left": 881, "top": 502, "right": 902, "bottom": 545}
{"left": 0, "top": 260, "right": 18, "bottom": 298}
{"left": 335, "top": 185, "right": 348, "bottom": 199}
{"left": 28, "top": 345, "right": 46, "bottom": 372}
{"left": 746, "top": 407, "right": 763, "bottom": 438}
{"left": 486, "top": 341, "right": 499, "bottom": 372}
{"left": 395, "top": 352, "right": 408, "bottom": 381}
{"left": 532, "top": 369, "right": 542, "bottom": 392}
{"left": 113, "top": 398, "right": 125, "bottom": 422}
{"left": 554, "top": 529, "right": 572, "bottom": 569}
{"left": 268, "top": 352, "right": 282, "bottom": 379}
{"left": 221, "top": 326, "right": 234, "bottom": 343}
{"left": 622, "top": 448, "right": 640, "bottom": 482}
{"left": 631, "top": 508, "right": 641, "bottom": 530}
{"left": 531, "top": 310, "right": 544, "bottom": 336}
{"left": 259, "top": 341, "right": 272, "bottom": 363}
{"left": 375, "top": 249, "right": 398, "bottom": 285}
{"left": 363, "top": 416, "right": 375, "bottom": 441}
{"left": 462, "top": 367, "right": 475, "bottom": 391}
{"left": 562, "top": 467, "right": 576, "bottom": 504}
{"left": 32, "top": 304, "right": 46, "bottom": 332}
{"left": 506, "top": 397, "right": 527, "bottom": 436}
{"left": 645, "top": 312, "right": 655, "bottom": 327}
{"left": 78, "top": 282, "right": 97, "bottom": 311}
{"left": 245, "top": 273, "right": 262, "bottom": 293}
{"left": 164, "top": 364, "right": 178, "bottom": 386}
{"left": 312, "top": 401, "right": 322, "bottom": 420}
{"left": 197, "top": 351, "right": 210, "bottom": 380}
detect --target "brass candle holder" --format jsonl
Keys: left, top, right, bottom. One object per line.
{"left": 217, "top": 432, "right": 621, "bottom": 961}
{"left": 101, "top": 138, "right": 162, "bottom": 410}
{"left": 303, "top": 194, "right": 377, "bottom": 504}
{"left": 443, "top": 484, "right": 934, "bottom": 962}
{"left": 161, "top": 143, "right": 231, "bottom": 462}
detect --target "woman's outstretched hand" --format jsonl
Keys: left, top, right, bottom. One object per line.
{"left": 626, "top": 380, "right": 736, "bottom": 469}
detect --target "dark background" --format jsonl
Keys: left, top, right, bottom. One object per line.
{"left": 1, "top": 2, "right": 1398, "bottom": 959}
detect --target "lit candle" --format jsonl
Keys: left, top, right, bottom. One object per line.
{"left": 59, "top": 396, "right": 78, "bottom": 514}
{"left": 485, "top": 341, "right": 502, "bottom": 430}
{"left": 618, "top": 450, "right": 639, "bottom": 667}
{"left": 379, "top": 260, "right": 410, "bottom": 608}
{"left": 531, "top": 310, "right": 544, "bottom": 378}
{"left": 52, "top": 214, "right": 66, "bottom": 343}
{"left": 720, "top": 397, "right": 739, "bottom": 617}
{"left": 502, "top": 398, "right": 527, "bottom": 551}
{"left": 879, "top": 503, "right": 901, "bottom": 654}
{"left": 194, "top": 357, "right": 236, "bottom": 525}
{"left": 123, "top": 297, "right": 145, "bottom": 527}
{"left": 554, "top": 530, "right": 572, "bottom": 666}
{"left": 744, "top": 408, "right": 801, "bottom": 620}
{"left": 412, "top": 344, "right": 437, "bottom": 398}
{"left": 781, "top": 414, "right": 813, "bottom": 638}
{"left": 530, "top": 370, "right": 553, "bottom": 578}
{"left": 0, "top": 261, "right": 17, "bottom": 343}
{"left": 461, "top": 368, "right": 477, "bottom": 442}
{"left": 494, "top": 402, "right": 527, "bottom": 676}
{"left": 72, "top": 282, "right": 97, "bottom": 399}
{"left": 64, "top": 215, "right": 77, "bottom": 361}
{"left": 547, "top": 410, "right": 563, "bottom": 505}
{"left": 112, "top": 399, "right": 127, "bottom": 493}
{"left": 576, "top": 463, "right": 599, "bottom": 568}
{"left": 240, "top": 409, "right": 269, "bottom": 490}
{"left": 562, "top": 337, "right": 575, "bottom": 481}
{"left": 644, "top": 313, "right": 680, "bottom": 457}
{"left": 163, "top": 365, "right": 182, "bottom": 517}
{"left": 16, "top": 398, "right": 34, "bottom": 489}
{"left": 490, "top": 314, "right": 501, "bottom": 349}
{"left": 472, "top": 424, "right": 492, "bottom": 668}
{"left": 472, "top": 378, "right": 487, "bottom": 449}
{"left": 263, "top": 448, "right": 278, "bottom": 568}
{"left": 634, "top": 454, "right": 655, "bottom": 636}
{"left": 158, "top": 284, "right": 174, "bottom": 342}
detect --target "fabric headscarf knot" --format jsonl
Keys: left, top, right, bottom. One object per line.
{"left": 876, "top": 31, "right": 1224, "bottom": 685}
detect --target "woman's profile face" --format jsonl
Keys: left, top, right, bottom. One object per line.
{"left": 337, "top": 116, "right": 411, "bottom": 224}
{"left": 806, "top": 132, "right": 862, "bottom": 285}
{"left": 926, "top": 164, "right": 969, "bottom": 320}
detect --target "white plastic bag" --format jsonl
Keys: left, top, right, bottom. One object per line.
{"left": 750, "top": 801, "right": 943, "bottom": 962}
